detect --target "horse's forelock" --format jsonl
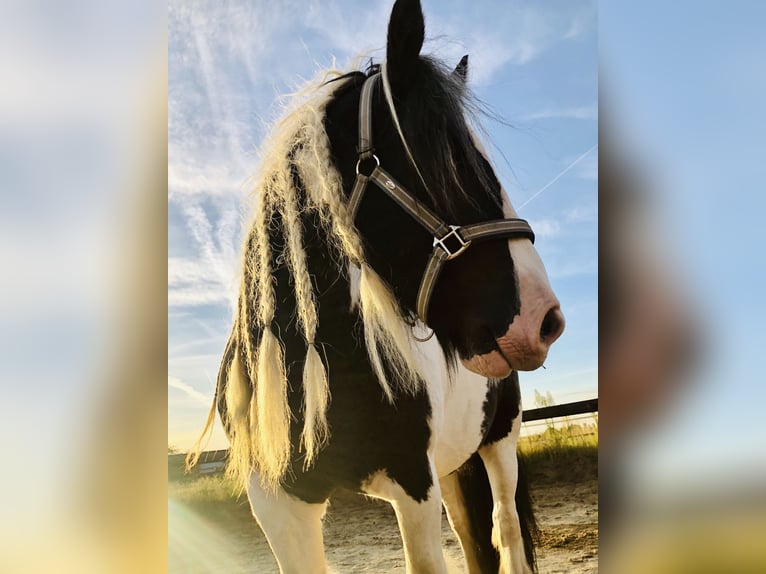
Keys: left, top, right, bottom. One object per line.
{"left": 383, "top": 55, "right": 501, "bottom": 221}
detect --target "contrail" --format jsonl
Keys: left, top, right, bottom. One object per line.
{"left": 168, "top": 376, "right": 211, "bottom": 405}
{"left": 518, "top": 144, "right": 598, "bottom": 210}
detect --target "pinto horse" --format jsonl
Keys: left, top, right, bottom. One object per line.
{"left": 188, "top": 1, "right": 564, "bottom": 572}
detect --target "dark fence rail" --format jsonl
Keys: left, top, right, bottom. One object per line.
{"left": 170, "top": 399, "right": 599, "bottom": 473}
{"left": 168, "top": 448, "right": 228, "bottom": 472}
{"left": 522, "top": 398, "right": 598, "bottom": 423}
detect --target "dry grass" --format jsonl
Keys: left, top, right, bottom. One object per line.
{"left": 169, "top": 473, "right": 245, "bottom": 509}
{"left": 519, "top": 422, "right": 598, "bottom": 484}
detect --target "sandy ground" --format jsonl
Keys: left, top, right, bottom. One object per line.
{"left": 169, "top": 478, "right": 597, "bottom": 573}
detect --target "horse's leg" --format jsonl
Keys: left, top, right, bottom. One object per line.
{"left": 246, "top": 472, "right": 328, "bottom": 574}
{"left": 440, "top": 454, "right": 501, "bottom": 573}
{"left": 393, "top": 490, "right": 447, "bottom": 574}
{"left": 364, "top": 466, "right": 448, "bottom": 574}
{"left": 440, "top": 471, "right": 478, "bottom": 572}
{"left": 479, "top": 426, "right": 535, "bottom": 574}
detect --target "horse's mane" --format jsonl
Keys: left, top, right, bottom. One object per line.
{"left": 216, "top": 65, "right": 422, "bottom": 490}
{"left": 191, "top": 58, "right": 496, "bottom": 490}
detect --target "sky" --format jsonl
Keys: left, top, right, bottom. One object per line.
{"left": 168, "top": 0, "right": 598, "bottom": 451}
{"left": 601, "top": 1, "right": 766, "bottom": 494}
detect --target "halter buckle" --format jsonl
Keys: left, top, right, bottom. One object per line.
{"left": 434, "top": 225, "right": 472, "bottom": 260}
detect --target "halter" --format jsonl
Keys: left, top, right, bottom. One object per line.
{"left": 348, "top": 73, "right": 535, "bottom": 323}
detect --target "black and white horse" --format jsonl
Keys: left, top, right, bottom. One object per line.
{"left": 189, "top": 1, "right": 564, "bottom": 572}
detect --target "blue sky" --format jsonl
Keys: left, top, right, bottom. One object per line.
{"left": 601, "top": 1, "right": 766, "bottom": 493}
{"left": 168, "top": 0, "right": 597, "bottom": 450}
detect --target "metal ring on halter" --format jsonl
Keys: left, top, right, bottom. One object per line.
{"left": 355, "top": 154, "right": 380, "bottom": 176}
{"left": 412, "top": 327, "right": 435, "bottom": 342}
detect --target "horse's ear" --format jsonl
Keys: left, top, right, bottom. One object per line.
{"left": 452, "top": 54, "right": 469, "bottom": 85}
{"left": 386, "top": 0, "right": 425, "bottom": 95}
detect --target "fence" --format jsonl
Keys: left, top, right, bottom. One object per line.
{"left": 521, "top": 398, "right": 598, "bottom": 437}
{"left": 168, "top": 449, "right": 228, "bottom": 479}
{"left": 169, "top": 399, "right": 599, "bottom": 475}
{"left": 522, "top": 398, "right": 598, "bottom": 422}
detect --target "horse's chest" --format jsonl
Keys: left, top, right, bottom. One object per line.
{"left": 430, "top": 369, "right": 491, "bottom": 477}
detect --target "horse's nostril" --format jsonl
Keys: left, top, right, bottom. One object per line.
{"left": 540, "top": 307, "right": 565, "bottom": 343}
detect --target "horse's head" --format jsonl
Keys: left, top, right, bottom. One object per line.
{"left": 325, "top": 0, "right": 564, "bottom": 378}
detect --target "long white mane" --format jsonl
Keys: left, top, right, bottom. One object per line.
{"left": 189, "top": 69, "right": 425, "bottom": 491}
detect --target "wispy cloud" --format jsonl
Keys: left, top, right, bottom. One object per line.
{"left": 168, "top": 162, "right": 250, "bottom": 199}
{"left": 169, "top": 333, "right": 226, "bottom": 357}
{"left": 528, "top": 218, "right": 562, "bottom": 239}
{"left": 419, "top": 1, "right": 596, "bottom": 85}
{"left": 301, "top": 0, "right": 390, "bottom": 60}
{"left": 168, "top": 261, "right": 235, "bottom": 307}
{"left": 563, "top": 0, "right": 596, "bottom": 40}
{"left": 547, "top": 255, "right": 598, "bottom": 279}
{"left": 565, "top": 204, "right": 597, "bottom": 224}
{"left": 168, "top": 197, "right": 241, "bottom": 308}
{"left": 522, "top": 103, "right": 598, "bottom": 121}
{"left": 168, "top": 375, "right": 211, "bottom": 405}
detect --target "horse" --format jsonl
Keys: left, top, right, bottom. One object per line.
{"left": 187, "top": 1, "right": 564, "bottom": 572}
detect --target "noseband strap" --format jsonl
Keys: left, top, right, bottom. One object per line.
{"left": 349, "top": 73, "right": 535, "bottom": 322}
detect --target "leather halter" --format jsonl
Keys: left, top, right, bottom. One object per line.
{"left": 348, "top": 73, "right": 536, "bottom": 322}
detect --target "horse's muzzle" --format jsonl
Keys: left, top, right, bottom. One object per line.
{"left": 461, "top": 304, "right": 565, "bottom": 377}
